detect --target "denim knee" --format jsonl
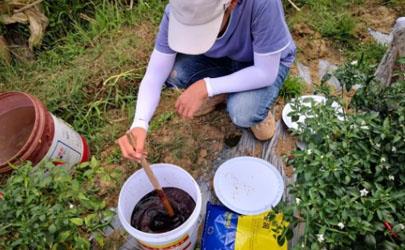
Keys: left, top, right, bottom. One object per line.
{"left": 227, "top": 93, "right": 267, "bottom": 128}
{"left": 166, "top": 63, "right": 189, "bottom": 89}
{"left": 228, "top": 110, "right": 257, "bottom": 127}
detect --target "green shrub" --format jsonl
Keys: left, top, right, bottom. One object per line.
{"left": 284, "top": 64, "right": 405, "bottom": 249}
{"left": 0, "top": 159, "right": 115, "bottom": 249}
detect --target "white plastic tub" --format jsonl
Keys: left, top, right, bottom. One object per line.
{"left": 118, "top": 163, "right": 202, "bottom": 250}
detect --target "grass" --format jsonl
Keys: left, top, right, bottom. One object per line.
{"left": 346, "top": 41, "right": 387, "bottom": 66}
{"left": 317, "top": 12, "right": 357, "bottom": 43}
{"left": 0, "top": 0, "right": 166, "bottom": 154}
{"left": 287, "top": 0, "right": 395, "bottom": 51}
{"left": 149, "top": 111, "right": 175, "bottom": 131}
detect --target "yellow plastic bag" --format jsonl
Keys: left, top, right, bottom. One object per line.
{"left": 201, "top": 203, "right": 288, "bottom": 250}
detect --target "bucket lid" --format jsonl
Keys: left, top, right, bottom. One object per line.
{"left": 213, "top": 156, "right": 284, "bottom": 215}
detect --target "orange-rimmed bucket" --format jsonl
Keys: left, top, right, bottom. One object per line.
{"left": 0, "top": 92, "right": 90, "bottom": 172}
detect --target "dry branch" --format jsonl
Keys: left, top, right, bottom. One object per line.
{"left": 13, "top": 0, "right": 43, "bottom": 13}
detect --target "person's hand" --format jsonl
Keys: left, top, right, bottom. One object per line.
{"left": 117, "top": 127, "right": 147, "bottom": 162}
{"left": 176, "top": 79, "right": 208, "bottom": 119}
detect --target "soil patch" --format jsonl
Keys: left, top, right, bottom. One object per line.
{"left": 147, "top": 89, "right": 240, "bottom": 178}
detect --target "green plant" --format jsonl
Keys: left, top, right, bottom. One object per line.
{"left": 334, "top": 55, "right": 375, "bottom": 92}
{"left": 347, "top": 41, "right": 387, "bottom": 66}
{"left": 0, "top": 159, "right": 116, "bottom": 249}
{"left": 41, "top": 0, "right": 100, "bottom": 48}
{"left": 150, "top": 111, "right": 175, "bottom": 131}
{"left": 313, "top": 79, "right": 332, "bottom": 96}
{"left": 318, "top": 12, "right": 356, "bottom": 43}
{"left": 284, "top": 72, "right": 405, "bottom": 249}
{"left": 280, "top": 75, "right": 306, "bottom": 100}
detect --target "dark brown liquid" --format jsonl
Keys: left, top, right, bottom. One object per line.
{"left": 131, "top": 187, "right": 195, "bottom": 233}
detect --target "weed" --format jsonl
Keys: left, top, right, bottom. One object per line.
{"left": 280, "top": 75, "right": 306, "bottom": 100}
{"left": 317, "top": 12, "right": 357, "bottom": 43}
{"left": 347, "top": 41, "right": 387, "bottom": 66}
{"left": 106, "top": 148, "right": 123, "bottom": 164}
{"left": 149, "top": 111, "right": 175, "bottom": 131}
{"left": 314, "top": 80, "right": 332, "bottom": 96}
{"left": 285, "top": 0, "right": 360, "bottom": 48}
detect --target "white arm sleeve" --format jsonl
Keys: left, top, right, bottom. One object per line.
{"left": 130, "top": 49, "right": 176, "bottom": 131}
{"left": 204, "top": 52, "right": 281, "bottom": 97}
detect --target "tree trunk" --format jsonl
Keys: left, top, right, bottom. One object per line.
{"left": 375, "top": 18, "right": 405, "bottom": 86}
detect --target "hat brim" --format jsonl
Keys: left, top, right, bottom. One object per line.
{"left": 168, "top": 11, "right": 224, "bottom": 55}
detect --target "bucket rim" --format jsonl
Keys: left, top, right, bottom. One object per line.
{"left": 117, "top": 163, "right": 202, "bottom": 243}
{"left": 0, "top": 92, "right": 46, "bottom": 169}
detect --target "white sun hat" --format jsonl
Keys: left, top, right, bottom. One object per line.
{"left": 169, "top": 0, "right": 230, "bottom": 55}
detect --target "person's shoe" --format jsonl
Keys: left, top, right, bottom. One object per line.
{"left": 195, "top": 94, "right": 226, "bottom": 117}
{"left": 251, "top": 111, "right": 276, "bottom": 141}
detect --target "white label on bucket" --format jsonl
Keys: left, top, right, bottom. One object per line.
{"left": 140, "top": 233, "right": 192, "bottom": 250}
{"left": 40, "top": 114, "right": 84, "bottom": 168}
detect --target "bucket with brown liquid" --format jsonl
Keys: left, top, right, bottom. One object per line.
{"left": 118, "top": 163, "right": 202, "bottom": 250}
{"left": 0, "top": 92, "right": 90, "bottom": 172}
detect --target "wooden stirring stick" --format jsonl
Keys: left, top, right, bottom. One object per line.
{"left": 126, "top": 133, "right": 175, "bottom": 217}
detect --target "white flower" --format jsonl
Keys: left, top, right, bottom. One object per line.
{"left": 69, "top": 203, "right": 74, "bottom": 209}
{"left": 400, "top": 224, "right": 405, "bottom": 230}
{"left": 307, "top": 149, "right": 312, "bottom": 155}
{"left": 392, "top": 147, "right": 397, "bottom": 152}
{"left": 301, "top": 243, "right": 305, "bottom": 248}
{"left": 361, "top": 120, "right": 366, "bottom": 126}
{"left": 351, "top": 60, "right": 358, "bottom": 65}
{"left": 317, "top": 234, "right": 325, "bottom": 243}
{"left": 360, "top": 188, "right": 369, "bottom": 197}
{"left": 296, "top": 198, "right": 301, "bottom": 205}
{"left": 381, "top": 157, "right": 386, "bottom": 163}
{"left": 388, "top": 175, "right": 395, "bottom": 181}
{"left": 320, "top": 155, "right": 324, "bottom": 159}
{"left": 376, "top": 143, "right": 381, "bottom": 148}
{"left": 338, "top": 222, "right": 345, "bottom": 229}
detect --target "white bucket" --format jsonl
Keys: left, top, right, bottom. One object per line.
{"left": 39, "top": 114, "right": 89, "bottom": 168}
{"left": 118, "top": 163, "right": 202, "bottom": 250}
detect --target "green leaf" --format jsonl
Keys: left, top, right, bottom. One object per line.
{"left": 392, "top": 224, "right": 402, "bottom": 233}
{"left": 59, "top": 231, "right": 71, "bottom": 241}
{"left": 94, "top": 233, "right": 105, "bottom": 247}
{"left": 70, "top": 218, "right": 83, "bottom": 226}
{"left": 48, "top": 224, "right": 57, "bottom": 233}
{"left": 277, "top": 235, "right": 286, "bottom": 246}
{"left": 365, "top": 234, "right": 376, "bottom": 248}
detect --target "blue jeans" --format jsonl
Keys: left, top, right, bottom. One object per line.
{"left": 166, "top": 54, "right": 290, "bottom": 127}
